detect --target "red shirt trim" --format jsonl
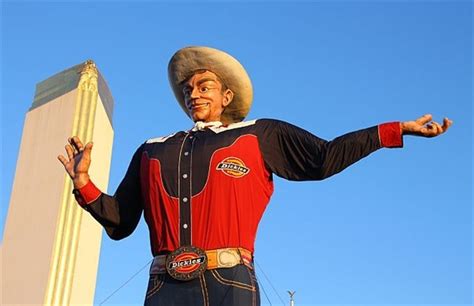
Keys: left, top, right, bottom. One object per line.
{"left": 73, "top": 180, "right": 102, "bottom": 207}
{"left": 378, "top": 122, "right": 403, "bottom": 148}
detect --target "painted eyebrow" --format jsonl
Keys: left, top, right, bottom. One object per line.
{"left": 196, "top": 78, "right": 217, "bottom": 86}
{"left": 183, "top": 78, "right": 218, "bottom": 90}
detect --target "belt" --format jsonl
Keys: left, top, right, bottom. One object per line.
{"left": 150, "top": 247, "right": 253, "bottom": 275}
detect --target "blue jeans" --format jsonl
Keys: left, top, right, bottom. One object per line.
{"left": 144, "top": 264, "right": 260, "bottom": 306}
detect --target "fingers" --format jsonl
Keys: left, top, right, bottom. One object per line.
{"left": 420, "top": 121, "right": 440, "bottom": 137}
{"left": 65, "top": 144, "right": 75, "bottom": 160}
{"left": 429, "top": 118, "right": 453, "bottom": 135}
{"left": 81, "top": 141, "right": 94, "bottom": 157}
{"left": 58, "top": 137, "right": 93, "bottom": 180}
{"left": 420, "top": 117, "right": 453, "bottom": 137}
{"left": 431, "top": 121, "right": 443, "bottom": 135}
{"left": 442, "top": 117, "right": 453, "bottom": 131}
{"left": 57, "top": 154, "right": 75, "bottom": 179}
{"left": 62, "top": 137, "right": 92, "bottom": 162}
{"left": 411, "top": 114, "right": 453, "bottom": 138}
{"left": 64, "top": 136, "right": 88, "bottom": 158}
{"left": 57, "top": 154, "right": 69, "bottom": 167}
{"left": 69, "top": 136, "right": 84, "bottom": 153}
{"left": 84, "top": 141, "right": 94, "bottom": 151}
{"left": 416, "top": 114, "right": 432, "bottom": 125}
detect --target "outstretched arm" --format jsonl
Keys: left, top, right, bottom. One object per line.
{"left": 256, "top": 119, "right": 393, "bottom": 181}
{"left": 256, "top": 115, "right": 452, "bottom": 181}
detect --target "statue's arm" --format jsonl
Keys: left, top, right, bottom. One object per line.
{"left": 58, "top": 139, "right": 144, "bottom": 240}
{"left": 255, "top": 115, "right": 451, "bottom": 181}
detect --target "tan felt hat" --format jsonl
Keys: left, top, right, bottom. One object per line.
{"left": 168, "top": 46, "right": 253, "bottom": 124}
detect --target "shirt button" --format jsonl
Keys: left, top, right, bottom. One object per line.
{"left": 183, "top": 224, "right": 188, "bottom": 229}
{"left": 184, "top": 151, "right": 189, "bottom": 156}
{"left": 189, "top": 135, "right": 194, "bottom": 139}
{"left": 183, "top": 197, "right": 188, "bottom": 203}
{"left": 182, "top": 174, "right": 188, "bottom": 179}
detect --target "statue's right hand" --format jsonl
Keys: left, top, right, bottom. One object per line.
{"left": 57, "top": 136, "right": 93, "bottom": 189}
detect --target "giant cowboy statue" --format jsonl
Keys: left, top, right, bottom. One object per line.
{"left": 58, "top": 46, "right": 452, "bottom": 305}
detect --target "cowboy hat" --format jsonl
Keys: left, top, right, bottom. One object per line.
{"left": 168, "top": 46, "right": 253, "bottom": 124}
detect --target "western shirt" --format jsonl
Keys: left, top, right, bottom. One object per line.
{"left": 74, "top": 119, "right": 402, "bottom": 256}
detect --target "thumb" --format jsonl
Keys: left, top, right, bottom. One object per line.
{"left": 83, "top": 142, "right": 94, "bottom": 157}
{"left": 416, "top": 114, "right": 432, "bottom": 125}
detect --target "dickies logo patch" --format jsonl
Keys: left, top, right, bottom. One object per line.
{"left": 216, "top": 157, "right": 250, "bottom": 178}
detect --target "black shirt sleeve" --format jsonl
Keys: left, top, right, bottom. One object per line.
{"left": 255, "top": 119, "right": 382, "bottom": 181}
{"left": 85, "top": 144, "right": 145, "bottom": 240}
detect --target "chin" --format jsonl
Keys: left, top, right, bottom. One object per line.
{"left": 191, "top": 113, "right": 208, "bottom": 122}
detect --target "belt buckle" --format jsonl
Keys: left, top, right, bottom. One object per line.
{"left": 218, "top": 248, "right": 240, "bottom": 268}
{"left": 166, "top": 246, "right": 207, "bottom": 281}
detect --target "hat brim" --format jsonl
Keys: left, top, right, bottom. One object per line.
{"left": 168, "top": 46, "right": 253, "bottom": 124}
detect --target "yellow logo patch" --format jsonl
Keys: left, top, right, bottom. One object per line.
{"left": 216, "top": 157, "right": 250, "bottom": 178}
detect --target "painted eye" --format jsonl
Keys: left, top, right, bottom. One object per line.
{"left": 200, "top": 87, "right": 209, "bottom": 93}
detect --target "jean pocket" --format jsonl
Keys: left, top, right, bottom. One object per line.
{"left": 210, "top": 265, "right": 256, "bottom": 292}
{"left": 145, "top": 274, "right": 165, "bottom": 299}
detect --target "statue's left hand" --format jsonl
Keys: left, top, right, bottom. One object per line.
{"left": 401, "top": 114, "right": 452, "bottom": 137}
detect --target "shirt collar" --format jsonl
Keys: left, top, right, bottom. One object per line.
{"left": 191, "top": 121, "right": 223, "bottom": 132}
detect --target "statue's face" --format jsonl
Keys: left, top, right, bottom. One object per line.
{"left": 183, "top": 71, "right": 233, "bottom": 123}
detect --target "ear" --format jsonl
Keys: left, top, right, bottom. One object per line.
{"left": 222, "top": 89, "right": 234, "bottom": 107}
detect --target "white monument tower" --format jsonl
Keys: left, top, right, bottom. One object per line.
{"left": 2, "top": 61, "right": 114, "bottom": 305}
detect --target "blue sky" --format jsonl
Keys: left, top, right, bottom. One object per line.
{"left": 1, "top": 1, "right": 472, "bottom": 305}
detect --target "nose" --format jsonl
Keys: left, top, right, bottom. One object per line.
{"left": 184, "top": 87, "right": 200, "bottom": 109}
{"left": 190, "top": 87, "right": 200, "bottom": 99}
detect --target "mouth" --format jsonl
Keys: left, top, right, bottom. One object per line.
{"left": 189, "top": 103, "right": 210, "bottom": 111}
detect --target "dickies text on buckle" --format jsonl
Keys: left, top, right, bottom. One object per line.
{"left": 165, "top": 245, "right": 208, "bottom": 281}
